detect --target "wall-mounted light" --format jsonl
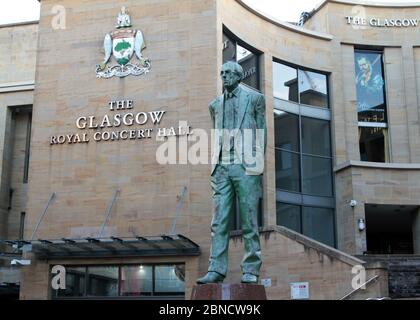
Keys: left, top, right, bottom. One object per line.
{"left": 358, "top": 218, "right": 366, "bottom": 231}
{"left": 350, "top": 200, "right": 358, "bottom": 208}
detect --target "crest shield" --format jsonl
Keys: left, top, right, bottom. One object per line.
{"left": 96, "top": 7, "right": 151, "bottom": 79}
{"left": 112, "top": 30, "right": 135, "bottom": 66}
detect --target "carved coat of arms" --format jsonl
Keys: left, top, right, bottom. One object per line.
{"left": 96, "top": 7, "right": 151, "bottom": 79}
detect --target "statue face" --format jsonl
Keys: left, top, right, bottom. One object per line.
{"left": 220, "top": 65, "right": 241, "bottom": 90}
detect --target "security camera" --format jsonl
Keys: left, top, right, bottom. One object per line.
{"left": 11, "top": 259, "right": 31, "bottom": 266}
{"left": 350, "top": 200, "right": 357, "bottom": 207}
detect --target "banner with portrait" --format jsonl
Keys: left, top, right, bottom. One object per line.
{"left": 354, "top": 51, "right": 387, "bottom": 123}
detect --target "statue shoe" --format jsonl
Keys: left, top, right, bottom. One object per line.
{"left": 196, "top": 272, "right": 225, "bottom": 284}
{"left": 241, "top": 273, "right": 258, "bottom": 284}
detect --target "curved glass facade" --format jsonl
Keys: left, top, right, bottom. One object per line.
{"left": 273, "top": 60, "right": 335, "bottom": 247}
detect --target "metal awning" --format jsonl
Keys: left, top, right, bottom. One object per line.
{"left": 1, "top": 235, "right": 200, "bottom": 260}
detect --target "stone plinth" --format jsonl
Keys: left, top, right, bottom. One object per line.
{"left": 191, "top": 284, "right": 267, "bottom": 300}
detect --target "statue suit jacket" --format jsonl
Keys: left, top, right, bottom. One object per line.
{"left": 209, "top": 84, "right": 266, "bottom": 176}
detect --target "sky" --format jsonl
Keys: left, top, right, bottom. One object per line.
{"left": 1, "top": 0, "right": 420, "bottom": 25}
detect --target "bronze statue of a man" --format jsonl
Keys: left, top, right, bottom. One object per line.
{"left": 197, "top": 61, "right": 266, "bottom": 284}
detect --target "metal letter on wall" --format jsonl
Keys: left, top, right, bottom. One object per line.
{"left": 96, "top": 7, "right": 151, "bottom": 79}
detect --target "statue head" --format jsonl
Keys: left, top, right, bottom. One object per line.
{"left": 221, "top": 61, "right": 244, "bottom": 92}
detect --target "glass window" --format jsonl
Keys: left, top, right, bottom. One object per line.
{"left": 273, "top": 60, "right": 335, "bottom": 247}
{"left": 52, "top": 264, "right": 186, "bottom": 299}
{"left": 359, "top": 127, "right": 389, "bottom": 163}
{"left": 274, "top": 112, "right": 333, "bottom": 197}
{"left": 275, "top": 149, "right": 301, "bottom": 193}
{"left": 273, "top": 62, "right": 328, "bottom": 108}
{"left": 120, "top": 265, "right": 153, "bottom": 296}
{"left": 87, "top": 266, "right": 118, "bottom": 297}
{"left": 23, "top": 111, "right": 32, "bottom": 183}
{"left": 237, "top": 44, "right": 259, "bottom": 90}
{"left": 354, "top": 51, "right": 387, "bottom": 123}
{"left": 276, "top": 203, "right": 301, "bottom": 232}
{"left": 355, "top": 50, "right": 389, "bottom": 163}
{"left": 273, "top": 62, "right": 299, "bottom": 103}
{"left": 54, "top": 267, "right": 86, "bottom": 298}
{"left": 298, "top": 70, "right": 328, "bottom": 108}
{"left": 301, "top": 117, "right": 331, "bottom": 156}
{"left": 155, "top": 265, "right": 185, "bottom": 293}
{"left": 19, "top": 212, "right": 25, "bottom": 240}
{"left": 223, "top": 33, "right": 236, "bottom": 62}
{"left": 223, "top": 30, "right": 260, "bottom": 91}
{"left": 302, "top": 155, "right": 333, "bottom": 197}
{"left": 275, "top": 111, "right": 299, "bottom": 151}
{"left": 302, "top": 207, "right": 335, "bottom": 247}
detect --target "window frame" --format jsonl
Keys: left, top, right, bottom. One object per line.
{"left": 273, "top": 103, "right": 334, "bottom": 199}
{"left": 359, "top": 126, "right": 390, "bottom": 163}
{"left": 23, "top": 110, "right": 32, "bottom": 184}
{"left": 273, "top": 59, "right": 336, "bottom": 247}
{"left": 354, "top": 48, "right": 390, "bottom": 163}
{"left": 19, "top": 212, "right": 26, "bottom": 240}
{"left": 273, "top": 59, "right": 331, "bottom": 109}
{"left": 50, "top": 263, "right": 186, "bottom": 300}
{"left": 276, "top": 202, "right": 336, "bottom": 247}
{"left": 223, "top": 26, "right": 262, "bottom": 92}
{"left": 354, "top": 48, "right": 388, "bottom": 125}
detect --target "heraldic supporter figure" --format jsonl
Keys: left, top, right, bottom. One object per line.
{"left": 197, "top": 61, "right": 267, "bottom": 284}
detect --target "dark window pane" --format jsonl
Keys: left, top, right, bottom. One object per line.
{"left": 274, "top": 111, "right": 299, "bottom": 151}
{"left": 276, "top": 203, "right": 301, "bottom": 232}
{"left": 223, "top": 31, "right": 260, "bottom": 91}
{"left": 273, "top": 62, "right": 299, "bottom": 103}
{"left": 301, "top": 117, "right": 331, "bottom": 156}
{"left": 275, "top": 149, "right": 301, "bottom": 192}
{"left": 223, "top": 33, "right": 236, "bottom": 63}
{"left": 154, "top": 265, "right": 185, "bottom": 293}
{"left": 87, "top": 266, "right": 118, "bottom": 297}
{"left": 54, "top": 267, "right": 86, "bottom": 298}
{"left": 355, "top": 51, "right": 387, "bottom": 123}
{"left": 237, "top": 44, "right": 259, "bottom": 90}
{"left": 120, "top": 265, "right": 153, "bottom": 296}
{"left": 302, "top": 207, "right": 335, "bottom": 247}
{"left": 23, "top": 111, "right": 32, "bottom": 183}
{"left": 359, "top": 127, "right": 388, "bottom": 162}
{"left": 19, "top": 212, "right": 25, "bottom": 240}
{"left": 298, "top": 70, "right": 328, "bottom": 108}
{"left": 302, "top": 155, "right": 333, "bottom": 197}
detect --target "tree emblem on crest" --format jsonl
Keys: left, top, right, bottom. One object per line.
{"left": 96, "top": 7, "right": 151, "bottom": 79}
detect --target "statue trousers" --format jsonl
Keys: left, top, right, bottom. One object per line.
{"left": 208, "top": 164, "right": 262, "bottom": 276}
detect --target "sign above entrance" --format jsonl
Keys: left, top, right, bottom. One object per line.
{"left": 49, "top": 99, "right": 193, "bottom": 145}
{"left": 96, "top": 7, "right": 151, "bottom": 79}
{"left": 345, "top": 16, "right": 419, "bottom": 28}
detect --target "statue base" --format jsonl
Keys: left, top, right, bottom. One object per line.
{"left": 191, "top": 283, "right": 267, "bottom": 300}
